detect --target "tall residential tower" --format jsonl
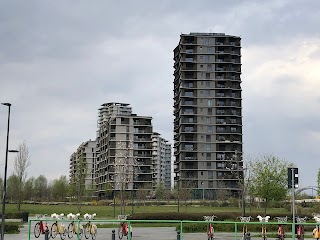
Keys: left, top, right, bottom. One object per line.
{"left": 173, "top": 33, "right": 243, "bottom": 199}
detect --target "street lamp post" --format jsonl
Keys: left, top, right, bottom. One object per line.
{"left": 201, "top": 181, "right": 205, "bottom": 200}
{"left": 1, "top": 103, "right": 19, "bottom": 240}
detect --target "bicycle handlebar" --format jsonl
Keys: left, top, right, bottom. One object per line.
{"left": 118, "top": 214, "right": 130, "bottom": 220}
{"left": 203, "top": 215, "right": 218, "bottom": 221}
{"left": 274, "top": 217, "right": 288, "bottom": 223}
{"left": 239, "top": 216, "right": 252, "bottom": 222}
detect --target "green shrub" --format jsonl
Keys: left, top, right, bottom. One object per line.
{"left": 0, "top": 223, "right": 20, "bottom": 234}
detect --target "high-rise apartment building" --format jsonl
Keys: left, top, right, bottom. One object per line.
{"left": 173, "top": 33, "right": 243, "bottom": 199}
{"left": 95, "top": 102, "right": 154, "bottom": 197}
{"left": 69, "top": 140, "right": 96, "bottom": 196}
{"left": 152, "top": 132, "right": 172, "bottom": 189}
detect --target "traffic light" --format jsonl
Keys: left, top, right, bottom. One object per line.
{"left": 288, "top": 168, "right": 298, "bottom": 189}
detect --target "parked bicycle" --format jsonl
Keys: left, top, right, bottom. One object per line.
{"left": 118, "top": 214, "right": 132, "bottom": 240}
{"left": 274, "top": 216, "right": 288, "bottom": 240}
{"left": 257, "top": 215, "right": 270, "bottom": 240}
{"left": 313, "top": 215, "right": 320, "bottom": 240}
{"left": 83, "top": 213, "right": 97, "bottom": 240}
{"left": 34, "top": 214, "right": 51, "bottom": 239}
{"left": 296, "top": 216, "right": 308, "bottom": 240}
{"left": 239, "top": 216, "right": 252, "bottom": 240}
{"left": 51, "top": 213, "right": 67, "bottom": 240}
{"left": 67, "top": 213, "right": 83, "bottom": 239}
{"left": 203, "top": 215, "right": 217, "bottom": 240}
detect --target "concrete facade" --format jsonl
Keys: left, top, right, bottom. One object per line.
{"left": 173, "top": 33, "right": 243, "bottom": 199}
{"left": 69, "top": 140, "right": 96, "bottom": 195}
{"left": 152, "top": 132, "right": 172, "bottom": 190}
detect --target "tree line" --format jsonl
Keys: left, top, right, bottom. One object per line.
{"left": 2, "top": 141, "right": 315, "bottom": 214}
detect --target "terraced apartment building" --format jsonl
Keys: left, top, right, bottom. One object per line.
{"left": 95, "top": 102, "right": 171, "bottom": 197}
{"left": 173, "top": 33, "right": 243, "bottom": 199}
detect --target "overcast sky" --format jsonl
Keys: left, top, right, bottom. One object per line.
{"left": 1, "top": 0, "right": 320, "bottom": 190}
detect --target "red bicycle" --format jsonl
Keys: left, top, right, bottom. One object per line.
{"left": 34, "top": 214, "right": 51, "bottom": 238}
{"left": 204, "top": 215, "right": 217, "bottom": 240}
{"left": 296, "top": 216, "right": 308, "bottom": 240}
{"left": 274, "top": 216, "right": 288, "bottom": 240}
{"left": 118, "top": 215, "right": 132, "bottom": 240}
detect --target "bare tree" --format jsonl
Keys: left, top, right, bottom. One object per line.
{"left": 70, "top": 156, "right": 88, "bottom": 212}
{"left": 14, "top": 141, "right": 31, "bottom": 211}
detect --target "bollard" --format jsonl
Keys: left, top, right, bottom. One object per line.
{"left": 112, "top": 229, "right": 115, "bottom": 240}
{"left": 44, "top": 228, "right": 50, "bottom": 240}
{"left": 177, "top": 230, "right": 180, "bottom": 240}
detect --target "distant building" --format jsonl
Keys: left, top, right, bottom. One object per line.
{"left": 173, "top": 33, "right": 243, "bottom": 199}
{"left": 152, "top": 132, "right": 172, "bottom": 189}
{"left": 69, "top": 140, "right": 96, "bottom": 196}
{"left": 95, "top": 102, "right": 154, "bottom": 197}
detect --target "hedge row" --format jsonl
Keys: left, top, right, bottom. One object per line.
{"left": 0, "top": 212, "right": 24, "bottom": 219}
{"left": 131, "top": 212, "right": 314, "bottom": 221}
{"left": 0, "top": 223, "right": 20, "bottom": 234}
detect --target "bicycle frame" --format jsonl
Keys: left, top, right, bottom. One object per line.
{"left": 278, "top": 224, "right": 285, "bottom": 240}
{"left": 34, "top": 214, "right": 51, "bottom": 238}
{"left": 274, "top": 216, "right": 287, "bottom": 240}
{"left": 296, "top": 216, "right": 307, "bottom": 240}
{"left": 204, "top": 215, "right": 217, "bottom": 240}
{"left": 313, "top": 216, "right": 320, "bottom": 240}
{"left": 83, "top": 213, "right": 97, "bottom": 240}
{"left": 39, "top": 219, "right": 48, "bottom": 234}
{"left": 120, "top": 222, "right": 129, "bottom": 236}
{"left": 239, "top": 216, "right": 252, "bottom": 240}
{"left": 242, "top": 224, "right": 249, "bottom": 239}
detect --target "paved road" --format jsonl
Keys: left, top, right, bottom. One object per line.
{"left": 2, "top": 223, "right": 277, "bottom": 240}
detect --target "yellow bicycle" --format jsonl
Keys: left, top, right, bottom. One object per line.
{"left": 67, "top": 213, "right": 83, "bottom": 239}
{"left": 257, "top": 215, "right": 270, "bottom": 240}
{"left": 239, "top": 216, "right": 252, "bottom": 240}
{"left": 51, "top": 213, "right": 67, "bottom": 240}
{"left": 83, "top": 213, "right": 97, "bottom": 240}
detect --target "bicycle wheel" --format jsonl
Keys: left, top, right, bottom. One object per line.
{"left": 91, "top": 225, "right": 97, "bottom": 240}
{"left": 34, "top": 222, "right": 41, "bottom": 238}
{"left": 118, "top": 226, "right": 124, "bottom": 240}
{"left": 76, "top": 225, "right": 83, "bottom": 240}
{"left": 84, "top": 224, "right": 90, "bottom": 239}
{"left": 67, "top": 223, "right": 74, "bottom": 239}
{"left": 60, "top": 226, "right": 67, "bottom": 240}
{"left": 51, "top": 223, "right": 58, "bottom": 239}
{"left": 127, "top": 231, "right": 132, "bottom": 240}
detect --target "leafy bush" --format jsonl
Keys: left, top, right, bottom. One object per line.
{"left": 0, "top": 223, "right": 20, "bottom": 234}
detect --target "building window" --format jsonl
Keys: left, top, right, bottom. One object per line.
{"left": 206, "top": 81, "right": 210, "bottom": 88}
{"left": 207, "top": 64, "right": 212, "bottom": 71}
{"left": 201, "top": 171, "right": 204, "bottom": 176}
{"left": 206, "top": 135, "right": 211, "bottom": 142}
{"left": 208, "top": 171, "right": 213, "bottom": 179}
{"left": 206, "top": 117, "right": 211, "bottom": 124}
{"left": 200, "top": 55, "right": 203, "bottom": 60}
{"left": 205, "top": 55, "right": 210, "bottom": 62}
{"left": 206, "top": 73, "right": 210, "bottom": 79}
{"left": 208, "top": 108, "right": 212, "bottom": 115}
{"left": 207, "top": 47, "right": 213, "bottom": 53}
{"left": 206, "top": 144, "right": 211, "bottom": 151}
{"left": 206, "top": 153, "right": 211, "bottom": 160}
{"left": 200, "top": 64, "right": 203, "bottom": 68}
{"left": 207, "top": 126, "right": 213, "bottom": 133}
{"left": 208, "top": 99, "right": 212, "bottom": 106}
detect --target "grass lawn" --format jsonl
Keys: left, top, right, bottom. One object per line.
{"left": 4, "top": 203, "right": 289, "bottom": 219}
